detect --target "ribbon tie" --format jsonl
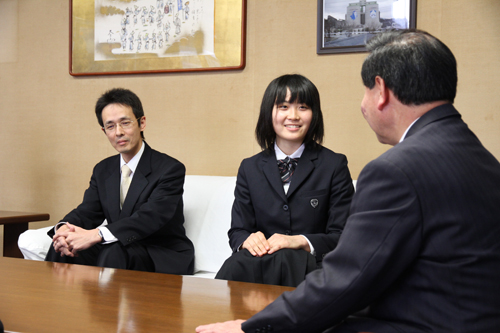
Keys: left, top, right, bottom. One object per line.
{"left": 277, "top": 157, "right": 299, "bottom": 183}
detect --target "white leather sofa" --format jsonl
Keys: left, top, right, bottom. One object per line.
{"left": 18, "top": 175, "right": 356, "bottom": 278}
{"left": 18, "top": 175, "right": 236, "bottom": 279}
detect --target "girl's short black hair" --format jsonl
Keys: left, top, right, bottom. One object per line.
{"left": 255, "top": 74, "right": 324, "bottom": 150}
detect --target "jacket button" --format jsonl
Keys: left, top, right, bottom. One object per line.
{"left": 285, "top": 230, "right": 291, "bottom": 235}
{"left": 283, "top": 204, "right": 288, "bottom": 211}
{"left": 267, "top": 325, "right": 273, "bottom": 331}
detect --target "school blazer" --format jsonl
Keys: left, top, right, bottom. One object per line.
{"left": 228, "top": 143, "right": 354, "bottom": 263}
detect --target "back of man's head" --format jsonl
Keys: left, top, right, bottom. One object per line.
{"left": 361, "top": 29, "right": 457, "bottom": 106}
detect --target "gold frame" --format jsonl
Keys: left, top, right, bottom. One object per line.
{"left": 70, "top": 0, "right": 246, "bottom": 76}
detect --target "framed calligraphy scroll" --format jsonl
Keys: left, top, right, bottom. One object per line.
{"left": 70, "top": 0, "right": 246, "bottom": 75}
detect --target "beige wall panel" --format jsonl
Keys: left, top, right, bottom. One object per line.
{"left": 0, "top": 0, "right": 18, "bottom": 63}
{"left": 418, "top": 0, "right": 500, "bottom": 158}
{"left": 442, "top": 0, "right": 500, "bottom": 156}
{"left": 0, "top": 0, "right": 499, "bottom": 253}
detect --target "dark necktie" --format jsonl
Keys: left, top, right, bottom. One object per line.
{"left": 277, "top": 157, "right": 299, "bottom": 183}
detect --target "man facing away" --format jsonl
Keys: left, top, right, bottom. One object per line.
{"left": 196, "top": 29, "right": 500, "bottom": 333}
{"left": 45, "top": 88, "right": 194, "bottom": 275}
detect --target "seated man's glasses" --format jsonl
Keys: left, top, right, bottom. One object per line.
{"left": 103, "top": 118, "right": 140, "bottom": 132}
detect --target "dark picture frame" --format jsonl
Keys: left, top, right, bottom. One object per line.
{"left": 70, "top": 0, "right": 246, "bottom": 76}
{"left": 317, "top": 0, "right": 417, "bottom": 54}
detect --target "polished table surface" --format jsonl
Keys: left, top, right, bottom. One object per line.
{"left": 0, "top": 210, "right": 50, "bottom": 258}
{"left": 0, "top": 258, "right": 294, "bottom": 332}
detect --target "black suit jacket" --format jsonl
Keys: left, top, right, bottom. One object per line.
{"left": 229, "top": 143, "right": 354, "bottom": 262}
{"left": 49, "top": 143, "right": 194, "bottom": 275}
{"left": 242, "top": 104, "right": 500, "bottom": 332}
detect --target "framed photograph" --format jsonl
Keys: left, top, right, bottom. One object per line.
{"left": 317, "top": 0, "right": 417, "bottom": 54}
{"left": 70, "top": 0, "right": 246, "bottom": 76}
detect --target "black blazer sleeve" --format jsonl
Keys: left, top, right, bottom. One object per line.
{"left": 47, "top": 163, "right": 108, "bottom": 238}
{"left": 229, "top": 160, "right": 257, "bottom": 252}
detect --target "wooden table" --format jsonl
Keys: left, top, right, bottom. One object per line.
{"left": 0, "top": 258, "right": 294, "bottom": 332}
{"left": 0, "top": 210, "right": 50, "bottom": 258}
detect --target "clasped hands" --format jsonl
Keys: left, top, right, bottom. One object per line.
{"left": 52, "top": 223, "right": 102, "bottom": 257}
{"left": 241, "top": 231, "right": 310, "bottom": 257}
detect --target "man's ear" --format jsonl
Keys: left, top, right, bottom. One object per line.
{"left": 374, "top": 76, "right": 390, "bottom": 111}
{"left": 139, "top": 116, "right": 146, "bottom": 131}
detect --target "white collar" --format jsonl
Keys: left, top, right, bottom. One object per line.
{"left": 399, "top": 118, "right": 420, "bottom": 143}
{"left": 120, "top": 140, "right": 145, "bottom": 175}
{"left": 274, "top": 142, "right": 305, "bottom": 160}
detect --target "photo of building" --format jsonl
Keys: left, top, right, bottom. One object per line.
{"left": 322, "top": 0, "right": 410, "bottom": 48}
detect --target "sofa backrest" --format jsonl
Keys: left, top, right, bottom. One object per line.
{"left": 183, "top": 175, "right": 236, "bottom": 275}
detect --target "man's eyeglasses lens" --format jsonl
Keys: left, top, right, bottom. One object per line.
{"left": 104, "top": 118, "right": 138, "bottom": 132}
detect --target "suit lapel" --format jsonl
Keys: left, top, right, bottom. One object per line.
{"left": 105, "top": 157, "right": 121, "bottom": 223}
{"left": 287, "top": 145, "right": 318, "bottom": 198}
{"left": 119, "top": 143, "right": 152, "bottom": 219}
{"left": 261, "top": 150, "right": 287, "bottom": 202}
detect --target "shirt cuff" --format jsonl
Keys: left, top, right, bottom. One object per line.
{"left": 54, "top": 221, "right": 68, "bottom": 231}
{"left": 300, "top": 235, "right": 315, "bottom": 255}
{"left": 97, "top": 226, "right": 119, "bottom": 244}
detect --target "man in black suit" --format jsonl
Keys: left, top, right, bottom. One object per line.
{"left": 196, "top": 29, "right": 500, "bottom": 332}
{"left": 45, "top": 88, "right": 194, "bottom": 275}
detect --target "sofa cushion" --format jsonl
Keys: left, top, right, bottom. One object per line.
{"left": 183, "top": 176, "right": 235, "bottom": 276}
